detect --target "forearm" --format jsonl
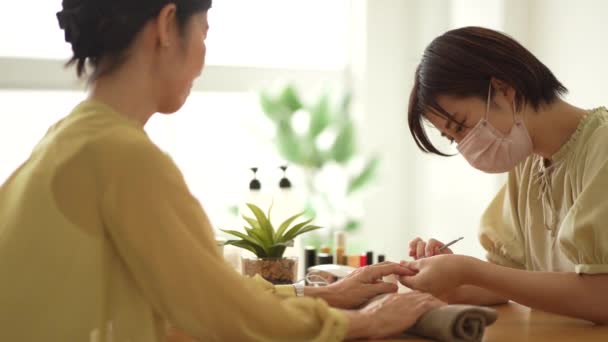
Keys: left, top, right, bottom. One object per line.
{"left": 466, "top": 258, "right": 608, "bottom": 323}
{"left": 442, "top": 285, "right": 508, "bottom": 306}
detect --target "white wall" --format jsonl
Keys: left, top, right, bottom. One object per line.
{"left": 527, "top": 0, "right": 608, "bottom": 108}
{"left": 349, "top": 0, "right": 426, "bottom": 262}
{"left": 349, "top": 0, "right": 506, "bottom": 262}
{"left": 414, "top": 0, "right": 507, "bottom": 260}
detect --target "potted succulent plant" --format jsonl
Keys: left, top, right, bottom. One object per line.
{"left": 222, "top": 203, "right": 321, "bottom": 284}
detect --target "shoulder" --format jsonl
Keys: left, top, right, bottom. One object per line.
{"left": 580, "top": 108, "right": 608, "bottom": 156}
{"left": 91, "top": 126, "right": 179, "bottom": 178}
{"left": 63, "top": 101, "right": 179, "bottom": 178}
{"left": 574, "top": 107, "right": 608, "bottom": 181}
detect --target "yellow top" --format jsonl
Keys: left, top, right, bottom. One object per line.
{"left": 480, "top": 107, "right": 608, "bottom": 274}
{"left": 0, "top": 101, "right": 348, "bottom": 341}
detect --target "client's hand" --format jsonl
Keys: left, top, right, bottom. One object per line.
{"left": 399, "top": 255, "right": 473, "bottom": 297}
{"left": 322, "top": 262, "right": 418, "bottom": 309}
{"left": 345, "top": 291, "right": 446, "bottom": 340}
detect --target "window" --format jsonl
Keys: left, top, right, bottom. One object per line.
{"left": 206, "top": 0, "right": 350, "bottom": 69}
{"left": 146, "top": 92, "right": 278, "bottom": 228}
{"left": 0, "top": 1, "right": 69, "bottom": 59}
{"left": 0, "top": 1, "right": 352, "bottom": 232}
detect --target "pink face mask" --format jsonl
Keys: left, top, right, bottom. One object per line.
{"left": 456, "top": 83, "right": 533, "bottom": 173}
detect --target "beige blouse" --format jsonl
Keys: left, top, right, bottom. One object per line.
{"left": 480, "top": 107, "right": 608, "bottom": 274}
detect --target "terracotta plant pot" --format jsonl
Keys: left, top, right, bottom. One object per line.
{"left": 241, "top": 256, "right": 298, "bottom": 285}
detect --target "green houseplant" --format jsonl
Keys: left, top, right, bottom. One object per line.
{"left": 222, "top": 203, "right": 321, "bottom": 284}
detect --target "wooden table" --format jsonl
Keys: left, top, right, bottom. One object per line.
{"left": 378, "top": 302, "right": 608, "bottom": 341}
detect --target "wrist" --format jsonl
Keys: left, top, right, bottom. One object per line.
{"left": 459, "top": 255, "right": 483, "bottom": 286}
{"left": 344, "top": 310, "right": 373, "bottom": 340}
{"left": 439, "top": 286, "right": 464, "bottom": 304}
{"left": 293, "top": 281, "right": 305, "bottom": 297}
{"left": 304, "top": 285, "right": 335, "bottom": 304}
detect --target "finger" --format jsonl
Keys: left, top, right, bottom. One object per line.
{"left": 398, "top": 290, "right": 422, "bottom": 298}
{"left": 398, "top": 261, "right": 419, "bottom": 276}
{"left": 416, "top": 240, "right": 426, "bottom": 260}
{"left": 418, "top": 294, "right": 444, "bottom": 311}
{"left": 426, "top": 239, "right": 444, "bottom": 257}
{"left": 398, "top": 263, "right": 424, "bottom": 289}
{"left": 432, "top": 245, "right": 453, "bottom": 255}
{"left": 411, "top": 297, "right": 437, "bottom": 317}
{"left": 429, "top": 297, "right": 447, "bottom": 308}
{"left": 398, "top": 292, "right": 433, "bottom": 306}
{"left": 398, "top": 275, "right": 416, "bottom": 289}
{"left": 409, "top": 237, "right": 423, "bottom": 250}
{"left": 441, "top": 247, "right": 453, "bottom": 255}
{"left": 399, "top": 260, "right": 419, "bottom": 271}
{"left": 370, "top": 281, "right": 399, "bottom": 296}
{"left": 364, "top": 263, "right": 418, "bottom": 280}
{"left": 409, "top": 237, "right": 423, "bottom": 257}
{"left": 394, "top": 292, "right": 431, "bottom": 307}
{"left": 374, "top": 261, "right": 395, "bottom": 266}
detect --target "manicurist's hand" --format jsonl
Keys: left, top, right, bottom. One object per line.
{"left": 409, "top": 237, "right": 454, "bottom": 260}
{"left": 399, "top": 255, "right": 474, "bottom": 297}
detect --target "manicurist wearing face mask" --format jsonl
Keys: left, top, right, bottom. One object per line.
{"left": 400, "top": 26, "right": 608, "bottom": 324}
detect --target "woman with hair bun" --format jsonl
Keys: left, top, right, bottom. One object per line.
{"left": 0, "top": 1, "right": 443, "bottom": 341}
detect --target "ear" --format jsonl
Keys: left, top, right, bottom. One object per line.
{"left": 490, "top": 77, "right": 517, "bottom": 107}
{"left": 155, "top": 3, "right": 178, "bottom": 48}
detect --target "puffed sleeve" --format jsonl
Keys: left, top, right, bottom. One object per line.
{"left": 559, "top": 159, "right": 608, "bottom": 274}
{"left": 478, "top": 174, "right": 526, "bottom": 269}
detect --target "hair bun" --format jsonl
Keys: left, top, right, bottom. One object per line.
{"left": 56, "top": 7, "right": 82, "bottom": 45}
{"left": 57, "top": 0, "right": 212, "bottom": 79}
{"left": 56, "top": 4, "right": 102, "bottom": 59}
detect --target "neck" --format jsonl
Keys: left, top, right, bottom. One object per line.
{"left": 524, "top": 99, "right": 587, "bottom": 160}
{"left": 88, "top": 62, "right": 158, "bottom": 127}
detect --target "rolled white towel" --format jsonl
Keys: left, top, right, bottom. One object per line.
{"left": 405, "top": 304, "right": 498, "bottom": 342}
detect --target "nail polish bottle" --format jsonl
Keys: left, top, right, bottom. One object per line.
{"left": 318, "top": 253, "right": 333, "bottom": 265}
{"left": 334, "top": 231, "right": 346, "bottom": 265}
{"left": 366, "top": 251, "right": 374, "bottom": 266}
{"left": 304, "top": 246, "right": 317, "bottom": 271}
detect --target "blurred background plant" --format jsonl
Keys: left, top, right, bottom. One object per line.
{"left": 258, "top": 84, "right": 380, "bottom": 249}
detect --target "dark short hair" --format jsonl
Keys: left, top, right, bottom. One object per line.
{"left": 57, "top": 0, "right": 212, "bottom": 81}
{"left": 408, "top": 26, "right": 567, "bottom": 156}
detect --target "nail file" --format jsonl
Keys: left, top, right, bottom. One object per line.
{"left": 438, "top": 236, "right": 464, "bottom": 251}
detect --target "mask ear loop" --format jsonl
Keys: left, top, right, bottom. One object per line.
{"left": 513, "top": 97, "right": 522, "bottom": 126}
{"left": 483, "top": 81, "right": 492, "bottom": 125}
{"left": 489, "top": 81, "right": 520, "bottom": 128}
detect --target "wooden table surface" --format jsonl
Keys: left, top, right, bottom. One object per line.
{"left": 376, "top": 302, "right": 608, "bottom": 341}
{"left": 167, "top": 301, "right": 608, "bottom": 341}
